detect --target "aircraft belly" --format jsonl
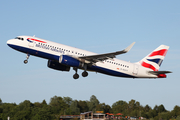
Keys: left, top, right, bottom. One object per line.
{"left": 88, "top": 64, "right": 135, "bottom": 78}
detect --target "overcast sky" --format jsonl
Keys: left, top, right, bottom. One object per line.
{"left": 0, "top": 0, "right": 180, "bottom": 111}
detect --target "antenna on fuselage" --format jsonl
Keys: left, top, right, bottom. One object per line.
{"left": 33, "top": 35, "right": 35, "bottom": 37}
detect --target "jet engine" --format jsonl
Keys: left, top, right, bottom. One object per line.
{"left": 59, "top": 55, "right": 84, "bottom": 68}
{"left": 47, "top": 60, "right": 70, "bottom": 71}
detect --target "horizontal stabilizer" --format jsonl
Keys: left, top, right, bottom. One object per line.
{"left": 148, "top": 71, "right": 172, "bottom": 75}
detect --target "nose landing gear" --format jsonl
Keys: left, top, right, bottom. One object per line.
{"left": 24, "top": 54, "right": 30, "bottom": 64}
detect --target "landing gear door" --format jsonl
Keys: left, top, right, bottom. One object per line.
{"left": 133, "top": 64, "right": 139, "bottom": 75}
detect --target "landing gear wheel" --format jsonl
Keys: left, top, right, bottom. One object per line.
{"left": 73, "top": 74, "right": 79, "bottom": 79}
{"left": 24, "top": 60, "right": 28, "bottom": 64}
{"left": 82, "top": 71, "right": 88, "bottom": 77}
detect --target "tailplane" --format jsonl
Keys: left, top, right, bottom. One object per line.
{"left": 137, "top": 45, "right": 169, "bottom": 71}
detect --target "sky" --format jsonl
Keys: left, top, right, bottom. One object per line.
{"left": 0, "top": 0, "right": 180, "bottom": 111}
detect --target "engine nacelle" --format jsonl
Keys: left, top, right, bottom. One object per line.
{"left": 59, "top": 55, "right": 83, "bottom": 68}
{"left": 47, "top": 60, "right": 70, "bottom": 71}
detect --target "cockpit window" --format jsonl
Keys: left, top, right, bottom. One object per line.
{"left": 15, "top": 37, "right": 24, "bottom": 40}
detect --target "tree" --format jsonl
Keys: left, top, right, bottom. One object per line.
{"left": 13, "top": 100, "right": 33, "bottom": 119}
{"left": 63, "top": 97, "right": 73, "bottom": 106}
{"left": 87, "top": 95, "right": 99, "bottom": 112}
{"left": 70, "top": 100, "right": 80, "bottom": 115}
{"left": 97, "top": 103, "right": 111, "bottom": 114}
{"left": 0, "top": 99, "right": 2, "bottom": 105}
{"left": 128, "top": 99, "right": 136, "bottom": 112}
{"left": 112, "top": 100, "right": 128, "bottom": 114}
{"left": 78, "top": 100, "right": 89, "bottom": 113}
{"left": 41, "top": 99, "right": 47, "bottom": 106}
{"left": 158, "top": 104, "right": 166, "bottom": 113}
{"left": 49, "top": 96, "right": 68, "bottom": 114}
{"left": 171, "top": 105, "right": 180, "bottom": 118}
{"left": 144, "top": 105, "right": 151, "bottom": 112}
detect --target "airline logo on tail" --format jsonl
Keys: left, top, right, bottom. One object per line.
{"left": 140, "top": 45, "right": 169, "bottom": 71}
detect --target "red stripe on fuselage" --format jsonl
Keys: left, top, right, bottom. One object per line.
{"left": 149, "top": 49, "right": 167, "bottom": 57}
{"left": 141, "top": 61, "right": 158, "bottom": 71}
{"left": 28, "top": 38, "right": 46, "bottom": 43}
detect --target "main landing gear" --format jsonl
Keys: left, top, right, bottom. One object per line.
{"left": 73, "top": 64, "right": 88, "bottom": 79}
{"left": 73, "top": 67, "right": 79, "bottom": 79}
{"left": 24, "top": 54, "right": 30, "bottom": 64}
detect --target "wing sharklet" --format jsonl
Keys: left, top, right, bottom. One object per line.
{"left": 124, "top": 42, "right": 135, "bottom": 53}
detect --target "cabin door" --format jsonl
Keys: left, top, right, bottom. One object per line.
{"left": 133, "top": 64, "right": 139, "bottom": 75}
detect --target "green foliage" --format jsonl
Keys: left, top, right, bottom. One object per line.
{"left": 49, "top": 96, "right": 68, "bottom": 115}
{"left": 112, "top": 100, "right": 128, "bottom": 114}
{"left": 0, "top": 99, "right": 2, "bottom": 105}
{"left": 0, "top": 95, "right": 179, "bottom": 119}
{"left": 63, "top": 97, "right": 73, "bottom": 106}
{"left": 78, "top": 100, "right": 89, "bottom": 113}
{"left": 88, "top": 95, "right": 99, "bottom": 112}
{"left": 70, "top": 100, "right": 80, "bottom": 115}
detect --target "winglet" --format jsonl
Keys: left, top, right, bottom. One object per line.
{"left": 124, "top": 42, "right": 135, "bottom": 52}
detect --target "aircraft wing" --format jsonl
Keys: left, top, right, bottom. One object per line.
{"left": 78, "top": 42, "right": 135, "bottom": 63}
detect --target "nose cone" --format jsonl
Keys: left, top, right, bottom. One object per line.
{"left": 7, "top": 39, "right": 16, "bottom": 49}
{"left": 7, "top": 39, "right": 13, "bottom": 45}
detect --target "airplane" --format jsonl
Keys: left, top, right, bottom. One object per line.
{"left": 7, "top": 36, "right": 172, "bottom": 79}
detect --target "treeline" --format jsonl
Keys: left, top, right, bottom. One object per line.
{"left": 0, "top": 95, "right": 180, "bottom": 120}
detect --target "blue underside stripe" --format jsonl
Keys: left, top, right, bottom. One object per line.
{"left": 8, "top": 44, "right": 135, "bottom": 78}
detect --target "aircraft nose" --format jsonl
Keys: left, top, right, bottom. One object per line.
{"left": 7, "top": 39, "right": 15, "bottom": 47}
{"left": 7, "top": 40, "right": 11, "bottom": 45}
{"left": 7, "top": 39, "right": 14, "bottom": 44}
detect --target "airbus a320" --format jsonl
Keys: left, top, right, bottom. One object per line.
{"left": 7, "top": 36, "right": 172, "bottom": 79}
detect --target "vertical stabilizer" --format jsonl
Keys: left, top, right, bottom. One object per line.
{"left": 137, "top": 45, "right": 169, "bottom": 71}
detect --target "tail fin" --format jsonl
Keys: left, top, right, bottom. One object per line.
{"left": 137, "top": 45, "right": 169, "bottom": 71}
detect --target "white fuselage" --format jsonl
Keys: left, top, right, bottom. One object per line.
{"left": 7, "top": 36, "right": 158, "bottom": 78}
